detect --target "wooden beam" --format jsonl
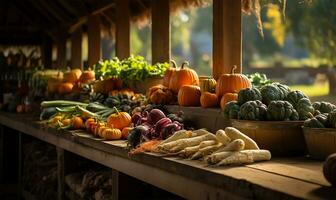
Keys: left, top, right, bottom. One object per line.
{"left": 36, "top": 0, "right": 72, "bottom": 23}
{"left": 213, "top": 0, "right": 242, "bottom": 80}
{"left": 151, "top": 0, "right": 170, "bottom": 64}
{"left": 57, "top": 36, "right": 67, "bottom": 67}
{"left": 42, "top": 36, "right": 53, "bottom": 68}
{"left": 87, "top": 15, "right": 101, "bottom": 67}
{"left": 115, "top": 0, "right": 130, "bottom": 59}
{"left": 71, "top": 28, "right": 83, "bottom": 69}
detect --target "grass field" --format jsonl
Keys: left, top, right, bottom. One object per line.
{"left": 290, "top": 83, "right": 336, "bottom": 104}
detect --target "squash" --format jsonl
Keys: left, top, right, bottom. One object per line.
{"left": 122, "top": 127, "right": 133, "bottom": 139}
{"left": 72, "top": 116, "right": 84, "bottom": 129}
{"left": 58, "top": 82, "right": 74, "bottom": 94}
{"left": 147, "top": 84, "right": 165, "bottom": 97}
{"left": 296, "top": 98, "right": 315, "bottom": 120}
{"left": 200, "top": 92, "right": 218, "bottom": 108}
{"left": 47, "top": 75, "right": 63, "bottom": 94}
{"left": 107, "top": 111, "right": 131, "bottom": 130}
{"left": 260, "top": 83, "right": 288, "bottom": 105}
{"left": 199, "top": 77, "right": 217, "bottom": 93}
{"left": 237, "top": 88, "right": 262, "bottom": 105}
{"left": 220, "top": 93, "right": 238, "bottom": 110}
{"left": 313, "top": 101, "right": 336, "bottom": 114}
{"left": 238, "top": 100, "right": 267, "bottom": 121}
{"left": 303, "top": 113, "right": 328, "bottom": 128}
{"left": 323, "top": 153, "right": 336, "bottom": 186}
{"left": 162, "top": 60, "right": 177, "bottom": 87}
{"left": 274, "top": 83, "right": 291, "bottom": 98}
{"left": 285, "top": 90, "right": 308, "bottom": 108}
{"left": 102, "top": 128, "right": 122, "bottom": 140}
{"left": 327, "top": 110, "right": 336, "bottom": 128}
{"left": 63, "top": 69, "right": 82, "bottom": 83}
{"left": 169, "top": 61, "right": 199, "bottom": 93}
{"left": 223, "top": 101, "right": 240, "bottom": 119}
{"left": 149, "top": 86, "right": 175, "bottom": 105}
{"left": 79, "top": 69, "right": 95, "bottom": 83}
{"left": 178, "top": 85, "right": 201, "bottom": 106}
{"left": 215, "top": 66, "right": 251, "bottom": 98}
{"left": 266, "top": 100, "right": 299, "bottom": 121}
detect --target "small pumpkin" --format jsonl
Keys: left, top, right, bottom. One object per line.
{"left": 102, "top": 128, "right": 122, "bottom": 140}
{"left": 148, "top": 85, "right": 174, "bottom": 105}
{"left": 260, "top": 84, "right": 285, "bottom": 105}
{"left": 237, "top": 87, "right": 262, "bottom": 105}
{"left": 178, "top": 85, "right": 201, "bottom": 107}
{"left": 303, "top": 113, "right": 328, "bottom": 128}
{"left": 63, "top": 69, "right": 82, "bottom": 83}
{"left": 223, "top": 101, "right": 240, "bottom": 119}
{"left": 296, "top": 98, "right": 315, "bottom": 120}
{"left": 79, "top": 69, "right": 95, "bottom": 83}
{"left": 200, "top": 92, "right": 218, "bottom": 108}
{"left": 220, "top": 93, "right": 238, "bottom": 109}
{"left": 285, "top": 90, "right": 308, "bottom": 108}
{"left": 58, "top": 82, "right": 74, "bottom": 94}
{"left": 215, "top": 66, "right": 251, "bottom": 98}
{"left": 122, "top": 127, "right": 133, "bottom": 139}
{"left": 162, "top": 60, "right": 177, "bottom": 87}
{"left": 72, "top": 116, "right": 84, "bottom": 129}
{"left": 313, "top": 101, "right": 336, "bottom": 114}
{"left": 169, "top": 61, "right": 199, "bottom": 93}
{"left": 327, "top": 110, "right": 336, "bottom": 128}
{"left": 107, "top": 111, "right": 132, "bottom": 130}
{"left": 238, "top": 100, "right": 267, "bottom": 121}
{"left": 267, "top": 100, "right": 299, "bottom": 121}
{"left": 323, "top": 153, "right": 336, "bottom": 186}
{"left": 199, "top": 77, "right": 217, "bottom": 93}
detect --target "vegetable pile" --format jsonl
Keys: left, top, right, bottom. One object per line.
{"left": 303, "top": 102, "right": 336, "bottom": 128}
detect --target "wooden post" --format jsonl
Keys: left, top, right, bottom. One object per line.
{"left": 57, "top": 36, "right": 67, "bottom": 67}
{"left": 213, "top": 0, "right": 242, "bottom": 80}
{"left": 115, "top": 0, "right": 130, "bottom": 59}
{"left": 151, "top": 0, "right": 170, "bottom": 64}
{"left": 71, "top": 28, "right": 83, "bottom": 69}
{"left": 0, "top": 125, "right": 3, "bottom": 182}
{"left": 57, "top": 147, "right": 65, "bottom": 200}
{"left": 111, "top": 169, "right": 119, "bottom": 200}
{"left": 42, "top": 36, "right": 52, "bottom": 68}
{"left": 88, "top": 15, "right": 101, "bottom": 67}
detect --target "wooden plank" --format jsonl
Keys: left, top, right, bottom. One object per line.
{"left": 213, "top": 0, "right": 242, "bottom": 80}
{"left": 87, "top": 15, "right": 101, "bottom": 67}
{"left": 57, "top": 36, "right": 67, "bottom": 68}
{"left": 71, "top": 28, "right": 83, "bottom": 69}
{"left": 151, "top": 0, "right": 170, "bottom": 64}
{"left": 115, "top": 0, "right": 130, "bottom": 59}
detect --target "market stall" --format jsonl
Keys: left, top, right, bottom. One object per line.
{"left": 0, "top": 0, "right": 336, "bottom": 200}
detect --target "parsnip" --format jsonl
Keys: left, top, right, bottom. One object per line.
{"left": 159, "top": 129, "right": 209, "bottom": 146}
{"left": 214, "top": 139, "right": 245, "bottom": 153}
{"left": 190, "top": 144, "right": 222, "bottom": 160}
{"left": 225, "top": 127, "right": 259, "bottom": 150}
{"left": 206, "top": 151, "right": 234, "bottom": 164}
{"left": 215, "top": 130, "right": 231, "bottom": 145}
{"left": 216, "top": 150, "right": 271, "bottom": 166}
{"left": 180, "top": 145, "right": 201, "bottom": 157}
{"left": 159, "top": 133, "right": 217, "bottom": 152}
{"left": 199, "top": 140, "right": 217, "bottom": 149}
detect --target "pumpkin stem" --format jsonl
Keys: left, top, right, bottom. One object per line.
{"left": 112, "top": 106, "right": 119, "bottom": 114}
{"left": 170, "top": 60, "right": 177, "bottom": 68}
{"left": 231, "top": 65, "right": 237, "bottom": 74}
{"left": 181, "top": 61, "right": 189, "bottom": 69}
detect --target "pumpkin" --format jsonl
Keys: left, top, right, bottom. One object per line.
{"left": 150, "top": 87, "right": 175, "bottom": 105}
{"left": 260, "top": 84, "right": 286, "bottom": 105}
{"left": 79, "top": 69, "right": 95, "bottom": 83}
{"left": 200, "top": 92, "right": 218, "bottom": 108}
{"left": 169, "top": 61, "right": 199, "bottom": 93}
{"left": 327, "top": 110, "right": 336, "bottom": 128}
{"left": 58, "top": 82, "right": 74, "bottom": 94}
{"left": 178, "top": 85, "right": 201, "bottom": 107}
{"left": 147, "top": 84, "right": 165, "bottom": 97}
{"left": 223, "top": 101, "right": 240, "bottom": 119}
{"left": 215, "top": 66, "right": 251, "bottom": 98}
{"left": 266, "top": 100, "right": 299, "bottom": 121}
{"left": 313, "top": 101, "right": 336, "bottom": 114}
{"left": 107, "top": 111, "right": 132, "bottom": 130}
{"left": 303, "top": 113, "right": 328, "bottom": 128}
{"left": 162, "top": 60, "right": 177, "bottom": 87}
{"left": 199, "top": 77, "right": 217, "bottom": 93}
{"left": 63, "top": 69, "right": 82, "bottom": 83}
{"left": 323, "top": 153, "right": 336, "bottom": 186}
{"left": 296, "top": 98, "right": 315, "bottom": 120}
{"left": 274, "top": 83, "right": 291, "bottom": 98}
{"left": 285, "top": 90, "right": 308, "bottom": 108}
{"left": 220, "top": 93, "right": 238, "bottom": 110}
{"left": 238, "top": 100, "right": 267, "bottom": 121}
{"left": 237, "top": 88, "right": 262, "bottom": 105}
{"left": 72, "top": 116, "right": 84, "bottom": 129}
{"left": 102, "top": 128, "right": 122, "bottom": 140}
{"left": 122, "top": 127, "right": 133, "bottom": 139}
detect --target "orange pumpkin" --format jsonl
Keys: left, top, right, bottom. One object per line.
{"left": 72, "top": 116, "right": 84, "bottom": 129}
{"left": 58, "top": 82, "right": 74, "bottom": 94}
{"left": 63, "top": 69, "right": 82, "bottom": 83}
{"left": 107, "top": 111, "right": 131, "bottom": 130}
{"left": 215, "top": 66, "right": 251, "bottom": 98}
{"left": 121, "top": 127, "right": 133, "bottom": 139}
{"left": 178, "top": 85, "right": 201, "bottom": 106}
{"left": 102, "top": 128, "right": 122, "bottom": 140}
{"left": 199, "top": 77, "right": 217, "bottom": 93}
{"left": 79, "top": 69, "right": 95, "bottom": 83}
{"left": 220, "top": 93, "right": 238, "bottom": 110}
{"left": 162, "top": 60, "right": 177, "bottom": 87}
{"left": 147, "top": 84, "right": 165, "bottom": 97}
{"left": 200, "top": 92, "right": 218, "bottom": 108}
{"left": 169, "top": 61, "right": 199, "bottom": 93}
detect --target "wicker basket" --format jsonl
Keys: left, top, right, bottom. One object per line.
{"left": 130, "top": 76, "right": 163, "bottom": 94}
{"left": 303, "top": 127, "right": 336, "bottom": 160}
{"left": 231, "top": 120, "right": 306, "bottom": 155}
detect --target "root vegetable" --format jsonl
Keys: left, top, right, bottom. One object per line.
{"left": 216, "top": 150, "right": 271, "bottom": 166}
{"left": 190, "top": 144, "right": 222, "bottom": 160}
{"left": 160, "top": 130, "right": 191, "bottom": 145}
{"left": 214, "top": 139, "right": 245, "bottom": 153}
{"left": 225, "top": 127, "right": 259, "bottom": 150}
{"left": 215, "top": 130, "right": 231, "bottom": 145}
{"left": 199, "top": 140, "right": 217, "bottom": 148}
{"left": 181, "top": 145, "right": 201, "bottom": 157}
{"left": 206, "top": 151, "right": 233, "bottom": 164}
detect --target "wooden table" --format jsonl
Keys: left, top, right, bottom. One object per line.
{"left": 0, "top": 112, "right": 335, "bottom": 200}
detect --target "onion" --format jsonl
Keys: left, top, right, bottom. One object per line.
{"left": 147, "top": 109, "right": 166, "bottom": 125}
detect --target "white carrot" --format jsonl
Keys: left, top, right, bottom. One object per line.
{"left": 199, "top": 140, "right": 217, "bottom": 148}
{"left": 214, "top": 139, "right": 245, "bottom": 153}
{"left": 159, "top": 129, "right": 209, "bottom": 146}
{"left": 206, "top": 151, "right": 234, "bottom": 164}
{"left": 190, "top": 144, "right": 222, "bottom": 160}
{"left": 225, "top": 127, "right": 259, "bottom": 150}
{"left": 216, "top": 150, "right": 271, "bottom": 166}
{"left": 180, "top": 145, "right": 201, "bottom": 158}
{"left": 215, "top": 129, "right": 231, "bottom": 145}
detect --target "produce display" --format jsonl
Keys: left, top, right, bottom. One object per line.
{"left": 303, "top": 101, "right": 336, "bottom": 128}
